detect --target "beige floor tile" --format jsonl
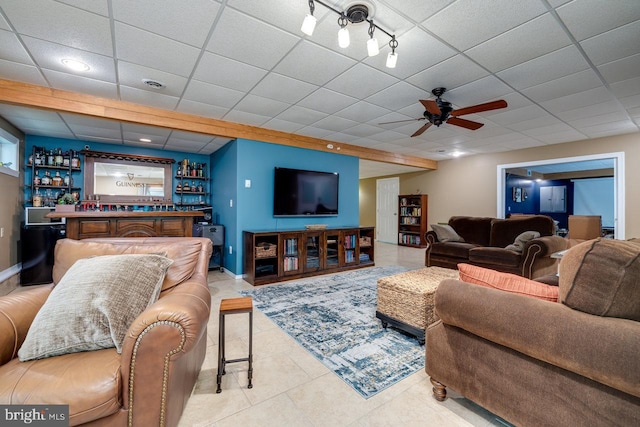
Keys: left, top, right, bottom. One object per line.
{"left": 215, "top": 393, "right": 314, "bottom": 427}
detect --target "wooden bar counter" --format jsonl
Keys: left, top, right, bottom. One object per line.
{"left": 47, "top": 210, "right": 203, "bottom": 240}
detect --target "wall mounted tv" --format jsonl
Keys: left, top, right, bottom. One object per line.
{"left": 273, "top": 167, "right": 339, "bottom": 217}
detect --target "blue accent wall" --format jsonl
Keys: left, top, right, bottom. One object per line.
{"left": 212, "top": 138, "right": 359, "bottom": 275}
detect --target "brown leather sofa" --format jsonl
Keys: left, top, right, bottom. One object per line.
{"left": 426, "top": 238, "right": 640, "bottom": 426}
{"left": 0, "top": 237, "right": 213, "bottom": 427}
{"left": 425, "top": 215, "right": 568, "bottom": 279}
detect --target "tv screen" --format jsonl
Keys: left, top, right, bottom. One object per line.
{"left": 273, "top": 167, "right": 339, "bottom": 217}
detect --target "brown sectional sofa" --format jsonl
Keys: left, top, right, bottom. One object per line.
{"left": 425, "top": 215, "right": 568, "bottom": 279}
{"left": 0, "top": 237, "right": 213, "bottom": 427}
{"left": 426, "top": 238, "right": 640, "bottom": 426}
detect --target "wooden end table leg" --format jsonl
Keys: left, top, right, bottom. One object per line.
{"left": 430, "top": 377, "right": 447, "bottom": 401}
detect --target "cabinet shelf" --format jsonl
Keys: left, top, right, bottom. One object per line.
{"left": 175, "top": 191, "right": 206, "bottom": 195}
{"left": 32, "top": 165, "right": 81, "bottom": 172}
{"left": 175, "top": 175, "right": 207, "bottom": 180}
{"left": 398, "top": 194, "right": 428, "bottom": 248}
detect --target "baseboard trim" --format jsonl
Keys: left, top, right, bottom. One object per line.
{"left": 0, "top": 263, "right": 21, "bottom": 283}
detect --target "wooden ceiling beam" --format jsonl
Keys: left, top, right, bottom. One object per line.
{"left": 0, "top": 78, "right": 437, "bottom": 170}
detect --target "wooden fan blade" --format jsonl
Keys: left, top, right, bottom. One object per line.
{"left": 379, "top": 118, "right": 426, "bottom": 125}
{"left": 420, "top": 99, "right": 441, "bottom": 115}
{"left": 411, "top": 122, "right": 432, "bottom": 137}
{"left": 447, "top": 117, "right": 484, "bottom": 130}
{"left": 451, "top": 100, "right": 507, "bottom": 117}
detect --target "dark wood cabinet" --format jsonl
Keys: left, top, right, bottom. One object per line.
{"left": 398, "top": 194, "right": 428, "bottom": 248}
{"left": 244, "top": 227, "right": 375, "bottom": 286}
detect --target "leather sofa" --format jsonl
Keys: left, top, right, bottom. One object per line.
{"left": 425, "top": 238, "right": 640, "bottom": 426}
{"left": 425, "top": 215, "right": 568, "bottom": 279}
{"left": 0, "top": 237, "right": 213, "bottom": 427}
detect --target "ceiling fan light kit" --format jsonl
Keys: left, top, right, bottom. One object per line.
{"left": 302, "top": 0, "right": 398, "bottom": 68}
{"left": 380, "top": 87, "right": 508, "bottom": 137}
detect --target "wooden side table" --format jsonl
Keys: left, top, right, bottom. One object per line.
{"left": 216, "top": 297, "right": 253, "bottom": 393}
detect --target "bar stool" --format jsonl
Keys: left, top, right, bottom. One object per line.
{"left": 216, "top": 296, "right": 253, "bottom": 393}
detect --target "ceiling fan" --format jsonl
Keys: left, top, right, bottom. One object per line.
{"left": 380, "top": 87, "right": 508, "bottom": 137}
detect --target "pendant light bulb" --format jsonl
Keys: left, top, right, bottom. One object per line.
{"left": 386, "top": 51, "right": 397, "bottom": 68}
{"left": 367, "top": 37, "right": 379, "bottom": 56}
{"left": 338, "top": 27, "right": 350, "bottom": 48}
{"left": 301, "top": 14, "right": 317, "bottom": 36}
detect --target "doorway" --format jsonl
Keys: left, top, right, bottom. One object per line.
{"left": 376, "top": 177, "right": 399, "bottom": 244}
{"left": 496, "top": 152, "right": 625, "bottom": 239}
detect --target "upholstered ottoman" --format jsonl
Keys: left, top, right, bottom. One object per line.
{"left": 376, "top": 267, "right": 459, "bottom": 344}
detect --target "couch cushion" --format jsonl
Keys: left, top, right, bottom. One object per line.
{"left": 430, "top": 224, "right": 465, "bottom": 242}
{"left": 448, "top": 216, "right": 493, "bottom": 246}
{"left": 490, "top": 215, "right": 554, "bottom": 247}
{"left": 468, "top": 247, "right": 521, "bottom": 267}
{"left": 53, "top": 238, "right": 202, "bottom": 291}
{"left": 0, "top": 349, "right": 121, "bottom": 425}
{"left": 430, "top": 242, "right": 480, "bottom": 259}
{"left": 505, "top": 230, "right": 541, "bottom": 252}
{"left": 19, "top": 254, "right": 172, "bottom": 361}
{"left": 559, "top": 238, "right": 640, "bottom": 321}
{"left": 458, "top": 263, "right": 559, "bottom": 302}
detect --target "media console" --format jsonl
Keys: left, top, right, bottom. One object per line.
{"left": 243, "top": 227, "right": 375, "bottom": 286}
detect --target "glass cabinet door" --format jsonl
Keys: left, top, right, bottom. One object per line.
{"left": 280, "top": 233, "right": 302, "bottom": 276}
{"left": 304, "top": 232, "right": 323, "bottom": 272}
{"left": 341, "top": 230, "right": 358, "bottom": 266}
{"left": 325, "top": 231, "right": 340, "bottom": 268}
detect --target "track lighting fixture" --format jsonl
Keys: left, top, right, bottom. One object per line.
{"left": 301, "top": 0, "right": 317, "bottom": 36}
{"left": 300, "top": 1, "right": 398, "bottom": 68}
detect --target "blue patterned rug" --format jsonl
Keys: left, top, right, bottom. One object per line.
{"left": 240, "top": 265, "right": 424, "bottom": 399}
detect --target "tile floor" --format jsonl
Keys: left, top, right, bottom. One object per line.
{"left": 178, "top": 242, "right": 511, "bottom": 427}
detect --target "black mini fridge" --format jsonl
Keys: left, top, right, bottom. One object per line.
{"left": 20, "top": 225, "right": 66, "bottom": 285}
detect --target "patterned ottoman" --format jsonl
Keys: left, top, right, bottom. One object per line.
{"left": 376, "top": 267, "right": 459, "bottom": 344}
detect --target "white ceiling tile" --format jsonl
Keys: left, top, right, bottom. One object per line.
{"left": 273, "top": 41, "right": 356, "bottom": 86}
{"left": 297, "top": 88, "right": 358, "bottom": 115}
{"left": 555, "top": 100, "right": 625, "bottom": 122}
{"left": 581, "top": 20, "right": 640, "bottom": 66}
{"left": 609, "top": 76, "right": 640, "bottom": 98}
{"left": 119, "top": 85, "right": 179, "bottom": 110}
{"left": 60, "top": 113, "right": 120, "bottom": 129}
{"left": 325, "top": 63, "right": 397, "bottom": 99}
{"left": 226, "top": 0, "right": 329, "bottom": 35}
{"left": 597, "top": 53, "right": 640, "bottom": 84}
{"left": 520, "top": 69, "right": 603, "bottom": 103}
{"left": 406, "top": 55, "right": 489, "bottom": 93}
{"left": 367, "top": 130, "right": 408, "bottom": 143}
{"left": 507, "top": 115, "right": 564, "bottom": 132}
{"left": 164, "top": 140, "right": 209, "bottom": 153}
{"left": 548, "top": 0, "right": 572, "bottom": 8}
{"left": 233, "top": 94, "right": 290, "bottom": 117}
{"left": 250, "top": 73, "right": 318, "bottom": 104}
{"left": 334, "top": 101, "right": 391, "bottom": 123}
{"left": 580, "top": 120, "right": 638, "bottom": 137}
{"left": 484, "top": 105, "right": 549, "bottom": 126}
{"left": 312, "top": 116, "right": 360, "bottom": 132}
{"left": 446, "top": 75, "right": 513, "bottom": 107}
{"left": 342, "top": 123, "right": 381, "bottom": 138}
{"left": 57, "top": 0, "right": 109, "bottom": 15}
{"left": 206, "top": 7, "right": 300, "bottom": 70}
{"left": 21, "top": 127, "right": 76, "bottom": 139}
{"left": 365, "top": 27, "right": 456, "bottom": 79}
{"left": 493, "top": 92, "right": 535, "bottom": 110}
{"left": 117, "top": 61, "right": 188, "bottom": 97}
{"left": 0, "top": 13, "right": 10, "bottom": 31}
{"left": 1, "top": 0, "right": 113, "bottom": 55}
{"left": 620, "top": 93, "right": 640, "bottom": 109}
{"left": 0, "top": 30, "right": 33, "bottom": 65}
{"left": 115, "top": 23, "right": 201, "bottom": 77}
{"left": 389, "top": 0, "right": 456, "bottom": 22}
{"left": 521, "top": 122, "right": 580, "bottom": 137}
{"left": 182, "top": 80, "right": 245, "bottom": 108}
{"left": 0, "top": 59, "right": 47, "bottom": 86}
{"left": 466, "top": 13, "right": 572, "bottom": 72}
{"left": 72, "top": 126, "right": 123, "bottom": 140}
{"left": 42, "top": 69, "right": 118, "bottom": 99}
{"left": 497, "top": 45, "right": 591, "bottom": 89}
{"left": 192, "top": 52, "right": 268, "bottom": 92}
{"left": 568, "top": 112, "right": 632, "bottom": 128}
{"left": 541, "top": 87, "right": 616, "bottom": 114}
{"left": 122, "top": 122, "right": 171, "bottom": 138}
{"left": 112, "top": 0, "right": 219, "bottom": 47}
{"left": 297, "top": 126, "right": 335, "bottom": 139}
{"left": 276, "top": 105, "right": 327, "bottom": 125}
{"left": 365, "top": 81, "right": 431, "bottom": 111}
{"left": 423, "top": 0, "right": 547, "bottom": 51}
{"left": 262, "top": 118, "right": 305, "bottom": 134}
{"left": 175, "top": 99, "right": 230, "bottom": 120}
{"left": 22, "top": 36, "right": 116, "bottom": 83}
{"left": 556, "top": 0, "right": 640, "bottom": 41}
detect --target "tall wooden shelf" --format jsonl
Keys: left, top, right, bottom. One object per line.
{"left": 244, "top": 227, "right": 375, "bottom": 286}
{"left": 398, "top": 194, "right": 428, "bottom": 248}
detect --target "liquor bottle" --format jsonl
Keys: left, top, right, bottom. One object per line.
{"left": 191, "top": 181, "right": 197, "bottom": 192}
{"left": 197, "top": 182, "right": 203, "bottom": 192}
{"left": 52, "top": 171, "right": 63, "bottom": 186}
{"left": 55, "top": 148, "right": 63, "bottom": 166}
{"left": 47, "top": 150, "right": 55, "bottom": 166}
{"left": 176, "top": 182, "right": 182, "bottom": 192}
{"left": 71, "top": 150, "right": 80, "bottom": 169}
{"left": 63, "top": 172, "right": 72, "bottom": 186}
{"left": 176, "top": 165, "right": 182, "bottom": 177}
{"left": 33, "top": 188, "right": 42, "bottom": 207}
{"left": 41, "top": 170, "right": 52, "bottom": 186}
{"left": 33, "top": 170, "right": 41, "bottom": 185}
{"left": 34, "top": 150, "right": 42, "bottom": 166}
{"left": 183, "top": 181, "right": 190, "bottom": 192}
{"left": 197, "top": 163, "right": 203, "bottom": 177}
{"left": 186, "top": 162, "right": 191, "bottom": 177}
{"left": 191, "top": 162, "right": 197, "bottom": 177}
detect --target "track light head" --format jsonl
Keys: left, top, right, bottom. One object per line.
{"left": 301, "top": 0, "right": 316, "bottom": 36}
{"left": 367, "top": 22, "right": 379, "bottom": 56}
{"left": 386, "top": 35, "right": 398, "bottom": 68}
{"left": 337, "top": 13, "right": 350, "bottom": 48}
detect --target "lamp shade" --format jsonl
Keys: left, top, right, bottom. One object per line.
{"left": 338, "top": 27, "right": 350, "bottom": 48}
{"left": 367, "top": 37, "right": 379, "bottom": 56}
{"left": 301, "top": 14, "right": 317, "bottom": 36}
{"left": 386, "top": 51, "right": 398, "bottom": 68}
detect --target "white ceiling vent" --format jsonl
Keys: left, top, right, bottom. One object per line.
{"left": 142, "top": 79, "right": 165, "bottom": 89}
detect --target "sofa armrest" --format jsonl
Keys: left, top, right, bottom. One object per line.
{"left": 425, "top": 230, "right": 439, "bottom": 246}
{"left": 0, "top": 285, "right": 53, "bottom": 365}
{"left": 119, "top": 275, "right": 211, "bottom": 426}
{"left": 434, "top": 279, "right": 640, "bottom": 399}
{"left": 520, "top": 235, "right": 568, "bottom": 278}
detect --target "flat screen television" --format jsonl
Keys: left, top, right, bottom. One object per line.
{"left": 273, "top": 167, "right": 339, "bottom": 217}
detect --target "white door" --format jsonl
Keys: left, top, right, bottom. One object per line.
{"left": 376, "top": 177, "right": 399, "bottom": 243}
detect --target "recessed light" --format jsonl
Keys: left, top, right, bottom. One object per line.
{"left": 139, "top": 138, "right": 152, "bottom": 143}
{"left": 61, "top": 59, "right": 90, "bottom": 72}
{"left": 451, "top": 151, "right": 463, "bottom": 157}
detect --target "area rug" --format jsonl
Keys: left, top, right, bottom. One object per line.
{"left": 240, "top": 265, "right": 424, "bottom": 399}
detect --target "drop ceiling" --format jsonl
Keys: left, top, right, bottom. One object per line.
{"left": 0, "top": 0, "right": 638, "bottom": 179}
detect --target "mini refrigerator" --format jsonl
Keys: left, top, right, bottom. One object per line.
{"left": 20, "top": 224, "right": 66, "bottom": 285}
{"left": 193, "top": 224, "right": 224, "bottom": 271}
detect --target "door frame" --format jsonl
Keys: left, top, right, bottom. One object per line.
{"left": 496, "top": 151, "right": 625, "bottom": 239}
